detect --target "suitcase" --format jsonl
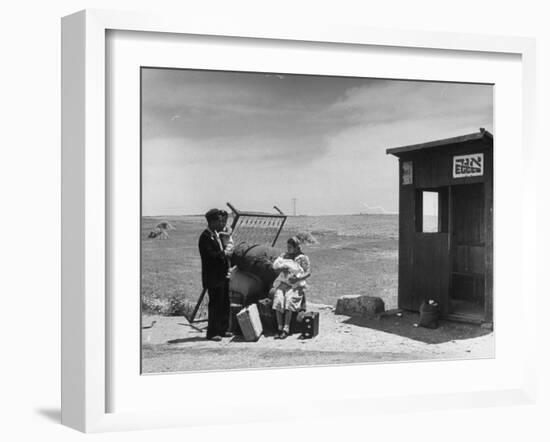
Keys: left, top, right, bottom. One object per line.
{"left": 290, "top": 310, "right": 306, "bottom": 335}
{"left": 229, "top": 303, "right": 243, "bottom": 335}
{"left": 236, "top": 303, "right": 263, "bottom": 341}
{"left": 257, "top": 298, "right": 277, "bottom": 335}
{"left": 229, "top": 290, "right": 245, "bottom": 306}
{"left": 257, "top": 300, "right": 304, "bottom": 335}
{"left": 300, "top": 312, "right": 319, "bottom": 339}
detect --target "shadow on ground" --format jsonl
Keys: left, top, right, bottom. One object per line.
{"left": 167, "top": 337, "right": 206, "bottom": 344}
{"left": 177, "top": 322, "right": 208, "bottom": 332}
{"left": 342, "top": 311, "right": 492, "bottom": 344}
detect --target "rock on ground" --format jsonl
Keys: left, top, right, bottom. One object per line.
{"left": 335, "top": 295, "right": 385, "bottom": 317}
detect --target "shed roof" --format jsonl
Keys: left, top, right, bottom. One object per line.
{"left": 386, "top": 128, "right": 493, "bottom": 157}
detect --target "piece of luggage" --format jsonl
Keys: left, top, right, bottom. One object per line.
{"left": 229, "top": 303, "right": 243, "bottom": 335}
{"left": 257, "top": 298, "right": 277, "bottom": 335}
{"left": 236, "top": 303, "right": 263, "bottom": 341}
{"left": 232, "top": 243, "right": 281, "bottom": 288}
{"left": 300, "top": 311, "right": 319, "bottom": 339}
{"left": 290, "top": 310, "right": 306, "bottom": 335}
{"left": 229, "top": 267, "right": 266, "bottom": 305}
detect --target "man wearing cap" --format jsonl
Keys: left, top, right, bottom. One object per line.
{"left": 198, "top": 209, "right": 233, "bottom": 341}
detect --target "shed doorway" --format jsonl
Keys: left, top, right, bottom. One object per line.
{"left": 450, "top": 183, "right": 485, "bottom": 321}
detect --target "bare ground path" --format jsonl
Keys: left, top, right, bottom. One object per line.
{"left": 141, "top": 303, "right": 494, "bottom": 373}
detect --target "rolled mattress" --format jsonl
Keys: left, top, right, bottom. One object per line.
{"left": 231, "top": 242, "right": 282, "bottom": 289}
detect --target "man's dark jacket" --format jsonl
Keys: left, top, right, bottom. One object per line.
{"left": 198, "top": 229, "right": 229, "bottom": 288}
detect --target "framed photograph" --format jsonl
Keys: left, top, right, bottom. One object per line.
{"left": 61, "top": 9, "right": 537, "bottom": 433}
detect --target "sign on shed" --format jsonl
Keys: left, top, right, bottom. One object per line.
{"left": 453, "top": 153, "right": 484, "bottom": 178}
{"left": 401, "top": 161, "right": 413, "bottom": 185}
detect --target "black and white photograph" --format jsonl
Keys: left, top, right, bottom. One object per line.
{"left": 140, "top": 68, "right": 494, "bottom": 374}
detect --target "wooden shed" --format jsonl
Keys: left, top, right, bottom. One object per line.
{"left": 386, "top": 128, "right": 493, "bottom": 324}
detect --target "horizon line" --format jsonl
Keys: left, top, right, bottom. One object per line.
{"left": 142, "top": 211, "right": 399, "bottom": 217}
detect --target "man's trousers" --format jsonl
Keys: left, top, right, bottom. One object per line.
{"left": 206, "top": 280, "right": 230, "bottom": 339}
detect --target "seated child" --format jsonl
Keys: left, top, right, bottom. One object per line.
{"left": 271, "top": 257, "right": 304, "bottom": 293}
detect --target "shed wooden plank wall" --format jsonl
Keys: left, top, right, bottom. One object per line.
{"left": 397, "top": 180, "right": 415, "bottom": 310}
{"left": 484, "top": 148, "right": 494, "bottom": 321}
{"left": 394, "top": 136, "right": 493, "bottom": 322}
{"left": 412, "top": 233, "right": 450, "bottom": 312}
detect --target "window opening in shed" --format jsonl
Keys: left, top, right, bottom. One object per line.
{"left": 416, "top": 189, "right": 448, "bottom": 233}
{"left": 422, "top": 191, "right": 439, "bottom": 232}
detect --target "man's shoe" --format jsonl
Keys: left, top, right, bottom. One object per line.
{"left": 221, "top": 332, "right": 234, "bottom": 338}
{"left": 207, "top": 335, "right": 222, "bottom": 342}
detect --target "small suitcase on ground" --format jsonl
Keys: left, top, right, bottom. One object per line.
{"left": 257, "top": 298, "right": 277, "bottom": 335}
{"left": 300, "top": 312, "right": 319, "bottom": 339}
{"left": 290, "top": 310, "right": 306, "bottom": 335}
{"left": 236, "top": 303, "right": 263, "bottom": 341}
{"left": 229, "top": 303, "right": 243, "bottom": 335}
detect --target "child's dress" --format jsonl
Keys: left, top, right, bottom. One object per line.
{"left": 271, "top": 253, "right": 310, "bottom": 312}
{"left": 218, "top": 225, "right": 234, "bottom": 252}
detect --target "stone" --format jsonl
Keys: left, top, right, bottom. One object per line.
{"left": 334, "top": 295, "right": 385, "bottom": 317}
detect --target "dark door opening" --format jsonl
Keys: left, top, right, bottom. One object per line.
{"left": 450, "top": 183, "right": 485, "bottom": 320}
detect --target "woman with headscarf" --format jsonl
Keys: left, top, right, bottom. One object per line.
{"left": 270, "top": 236, "right": 311, "bottom": 339}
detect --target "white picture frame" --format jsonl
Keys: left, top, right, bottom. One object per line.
{"left": 61, "top": 9, "right": 537, "bottom": 433}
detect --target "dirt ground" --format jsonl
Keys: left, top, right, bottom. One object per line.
{"left": 141, "top": 303, "right": 494, "bottom": 374}
{"left": 141, "top": 215, "right": 493, "bottom": 374}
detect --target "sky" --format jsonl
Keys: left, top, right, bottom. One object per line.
{"left": 141, "top": 68, "right": 493, "bottom": 216}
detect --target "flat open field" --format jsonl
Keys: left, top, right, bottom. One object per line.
{"left": 141, "top": 214, "right": 399, "bottom": 312}
{"left": 141, "top": 214, "right": 494, "bottom": 373}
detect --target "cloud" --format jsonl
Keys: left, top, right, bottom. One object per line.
{"left": 141, "top": 70, "right": 493, "bottom": 215}
{"left": 143, "top": 132, "right": 331, "bottom": 170}
{"left": 141, "top": 69, "right": 369, "bottom": 143}
{"left": 324, "top": 80, "right": 493, "bottom": 129}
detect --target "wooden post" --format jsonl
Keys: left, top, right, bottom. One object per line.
{"left": 189, "top": 288, "right": 207, "bottom": 323}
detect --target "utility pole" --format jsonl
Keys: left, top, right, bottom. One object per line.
{"left": 292, "top": 198, "right": 297, "bottom": 216}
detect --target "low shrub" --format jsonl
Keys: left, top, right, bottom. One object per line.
{"left": 141, "top": 291, "right": 193, "bottom": 317}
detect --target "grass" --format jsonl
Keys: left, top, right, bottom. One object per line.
{"left": 141, "top": 215, "right": 399, "bottom": 315}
